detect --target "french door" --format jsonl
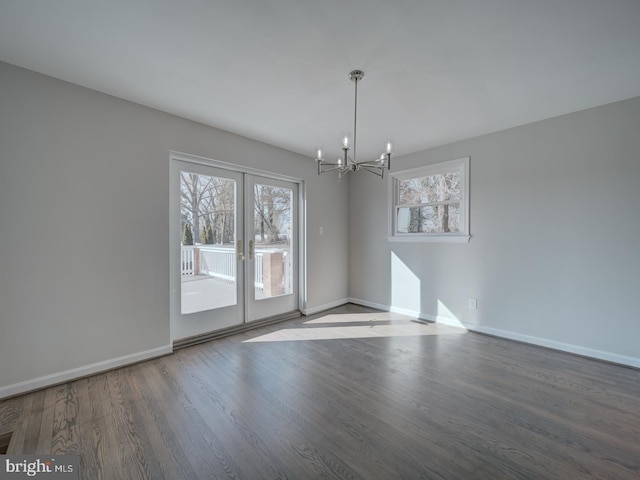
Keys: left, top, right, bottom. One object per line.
{"left": 170, "top": 156, "right": 299, "bottom": 341}
{"left": 245, "top": 174, "right": 298, "bottom": 321}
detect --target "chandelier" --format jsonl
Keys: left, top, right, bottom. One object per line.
{"left": 315, "top": 70, "right": 393, "bottom": 179}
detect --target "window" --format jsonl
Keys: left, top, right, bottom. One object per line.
{"left": 389, "top": 157, "right": 470, "bottom": 242}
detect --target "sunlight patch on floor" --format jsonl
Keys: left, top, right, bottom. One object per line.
{"left": 304, "top": 311, "right": 416, "bottom": 324}
{"left": 243, "top": 312, "right": 467, "bottom": 343}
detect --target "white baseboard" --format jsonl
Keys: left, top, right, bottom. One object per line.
{"left": 0, "top": 344, "right": 173, "bottom": 400}
{"left": 468, "top": 324, "right": 640, "bottom": 368}
{"left": 302, "top": 298, "right": 350, "bottom": 316}
{"left": 348, "top": 298, "right": 640, "bottom": 369}
{"left": 347, "top": 297, "right": 389, "bottom": 312}
{"left": 350, "top": 298, "right": 444, "bottom": 324}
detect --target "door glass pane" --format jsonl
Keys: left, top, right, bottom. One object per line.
{"left": 253, "top": 184, "right": 293, "bottom": 300}
{"left": 180, "top": 171, "right": 236, "bottom": 314}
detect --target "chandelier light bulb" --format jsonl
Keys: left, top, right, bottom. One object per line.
{"left": 342, "top": 133, "right": 350, "bottom": 149}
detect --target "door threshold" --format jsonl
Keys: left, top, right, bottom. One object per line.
{"left": 173, "top": 310, "right": 302, "bottom": 350}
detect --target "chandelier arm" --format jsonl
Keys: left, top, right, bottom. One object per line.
{"left": 338, "top": 168, "right": 351, "bottom": 179}
{"left": 353, "top": 153, "right": 392, "bottom": 169}
{"left": 354, "top": 160, "right": 385, "bottom": 167}
{"left": 319, "top": 153, "right": 353, "bottom": 166}
{"left": 360, "top": 166, "right": 384, "bottom": 178}
{"left": 317, "top": 163, "right": 346, "bottom": 174}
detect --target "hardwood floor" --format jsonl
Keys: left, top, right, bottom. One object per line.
{"left": 1, "top": 303, "right": 639, "bottom": 479}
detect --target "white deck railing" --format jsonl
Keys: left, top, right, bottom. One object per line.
{"left": 181, "top": 246, "right": 195, "bottom": 276}
{"left": 199, "top": 246, "right": 236, "bottom": 282}
{"left": 254, "top": 252, "right": 264, "bottom": 290}
{"left": 181, "top": 245, "right": 289, "bottom": 292}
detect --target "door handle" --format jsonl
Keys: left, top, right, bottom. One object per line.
{"left": 237, "top": 240, "right": 244, "bottom": 260}
{"left": 249, "top": 240, "right": 254, "bottom": 260}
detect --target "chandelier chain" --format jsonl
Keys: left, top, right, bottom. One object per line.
{"left": 352, "top": 75, "right": 358, "bottom": 167}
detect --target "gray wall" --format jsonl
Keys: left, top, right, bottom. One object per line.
{"left": 349, "top": 96, "right": 640, "bottom": 366}
{"left": 0, "top": 61, "right": 349, "bottom": 393}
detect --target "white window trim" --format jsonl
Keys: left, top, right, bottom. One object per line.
{"left": 388, "top": 157, "right": 470, "bottom": 243}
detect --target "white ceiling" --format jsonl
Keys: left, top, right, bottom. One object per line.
{"left": 2, "top": 0, "right": 640, "bottom": 160}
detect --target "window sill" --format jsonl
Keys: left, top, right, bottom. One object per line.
{"left": 387, "top": 234, "right": 471, "bottom": 244}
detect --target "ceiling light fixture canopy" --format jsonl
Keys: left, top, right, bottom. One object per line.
{"left": 315, "top": 70, "right": 393, "bottom": 179}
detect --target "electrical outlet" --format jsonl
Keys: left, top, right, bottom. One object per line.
{"left": 468, "top": 298, "right": 478, "bottom": 310}
{"left": 319, "top": 226, "right": 324, "bottom": 235}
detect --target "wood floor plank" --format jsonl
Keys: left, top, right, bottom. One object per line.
{"left": 4, "top": 394, "right": 32, "bottom": 455}
{"left": 105, "top": 368, "right": 161, "bottom": 480}
{"left": 21, "top": 389, "right": 47, "bottom": 454}
{"left": 0, "top": 396, "right": 21, "bottom": 435}
{"left": 85, "top": 373, "right": 122, "bottom": 480}
{"left": 50, "top": 382, "right": 80, "bottom": 454}
{"left": 122, "top": 364, "right": 189, "bottom": 480}
{"left": 1, "top": 304, "right": 639, "bottom": 479}
{"left": 71, "top": 378, "right": 102, "bottom": 480}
